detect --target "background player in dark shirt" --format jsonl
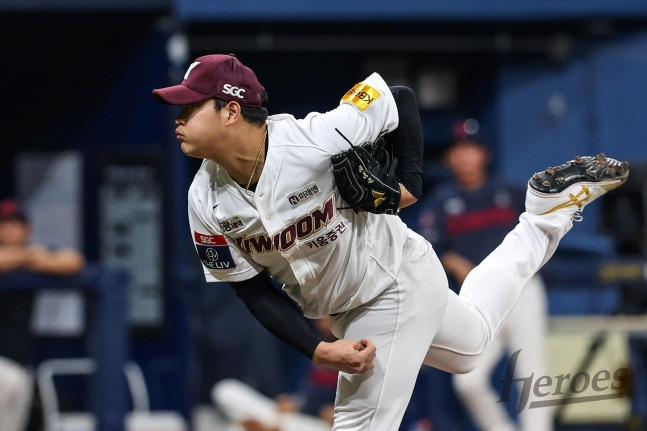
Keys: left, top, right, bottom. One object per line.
{"left": 417, "top": 132, "right": 553, "bottom": 431}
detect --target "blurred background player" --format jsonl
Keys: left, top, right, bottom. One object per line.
{"left": 417, "top": 123, "right": 553, "bottom": 431}
{"left": 0, "top": 198, "right": 86, "bottom": 431}
{"left": 0, "top": 198, "right": 85, "bottom": 275}
{"left": 212, "top": 317, "right": 337, "bottom": 431}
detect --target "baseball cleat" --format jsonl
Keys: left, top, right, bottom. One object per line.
{"left": 525, "top": 153, "right": 629, "bottom": 220}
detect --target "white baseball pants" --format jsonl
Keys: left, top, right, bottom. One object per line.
{"left": 329, "top": 212, "right": 572, "bottom": 430}
{"left": 0, "top": 356, "right": 32, "bottom": 431}
{"left": 212, "top": 378, "right": 331, "bottom": 431}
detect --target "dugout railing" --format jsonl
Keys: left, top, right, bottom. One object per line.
{"left": 0, "top": 265, "right": 129, "bottom": 431}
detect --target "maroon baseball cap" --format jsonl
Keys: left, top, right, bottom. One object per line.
{"left": 152, "top": 53, "right": 265, "bottom": 107}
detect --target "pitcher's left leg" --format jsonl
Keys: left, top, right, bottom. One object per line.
{"left": 425, "top": 154, "right": 629, "bottom": 374}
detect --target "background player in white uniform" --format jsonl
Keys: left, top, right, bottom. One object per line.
{"left": 152, "top": 53, "right": 628, "bottom": 430}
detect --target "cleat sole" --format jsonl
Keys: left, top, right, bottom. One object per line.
{"left": 529, "top": 153, "right": 629, "bottom": 195}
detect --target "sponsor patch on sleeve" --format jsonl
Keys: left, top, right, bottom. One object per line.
{"left": 341, "top": 83, "right": 381, "bottom": 111}
{"left": 193, "top": 232, "right": 236, "bottom": 270}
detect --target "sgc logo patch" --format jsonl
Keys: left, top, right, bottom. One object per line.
{"left": 193, "top": 232, "right": 236, "bottom": 270}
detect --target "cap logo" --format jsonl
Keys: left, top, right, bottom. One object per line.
{"left": 153, "top": 54, "right": 265, "bottom": 107}
{"left": 222, "top": 83, "right": 246, "bottom": 99}
{"left": 184, "top": 61, "right": 201, "bottom": 80}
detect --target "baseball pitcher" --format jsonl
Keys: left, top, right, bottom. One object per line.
{"left": 152, "top": 54, "right": 629, "bottom": 430}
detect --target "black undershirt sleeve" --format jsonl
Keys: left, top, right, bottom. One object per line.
{"left": 384, "top": 86, "right": 424, "bottom": 199}
{"left": 229, "top": 271, "right": 324, "bottom": 359}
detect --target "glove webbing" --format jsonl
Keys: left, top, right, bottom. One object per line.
{"left": 334, "top": 129, "right": 400, "bottom": 213}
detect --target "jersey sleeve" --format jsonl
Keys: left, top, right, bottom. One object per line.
{"left": 187, "top": 184, "right": 263, "bottom": 283}
{"left": 299, "top": 72, "right": 399, "bottom": 154}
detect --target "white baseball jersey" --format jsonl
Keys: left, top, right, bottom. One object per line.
{"left": 187, "top": 72, "right": 420, "bottom": 318}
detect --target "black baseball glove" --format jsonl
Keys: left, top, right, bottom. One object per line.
{"left": 331, "top": 130, "right": 401, "bottom": 214}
